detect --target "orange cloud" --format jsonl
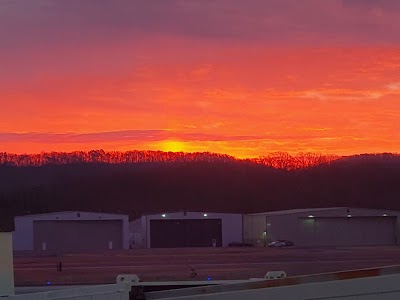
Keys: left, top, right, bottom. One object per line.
{"left": 1, "top": 45, "right": 400, "bottom": 157}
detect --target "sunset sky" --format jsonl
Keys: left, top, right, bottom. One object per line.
{"left": 1, "top": 0, "right": 400, "bottom": 158}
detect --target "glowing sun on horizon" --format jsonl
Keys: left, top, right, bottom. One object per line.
{"left": 161, "top": 140, "right": 186, "bottom": 152}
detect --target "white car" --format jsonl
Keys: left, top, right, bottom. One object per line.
{"left": 268, "top": 240, "right": 294, "bottom": 248}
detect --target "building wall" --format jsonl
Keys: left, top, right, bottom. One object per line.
{"left": 131, "top": 212, "right": 243, "bottom": 248}
{"left": 129, "top": 218, "right": 145, "bottom": 248}
{"left": 243, "top": 214, "right": 267, "bottom": 246}
{"left": 13, "top": 216, "right": 33, "bottom": 251}
{"left": 33, "top": 220, "right": 124, "bottom": 251}
{"left": 244, "top": 208, "right": 400, "bottom": 247}
{"left": 0, "top": 232, "right": 14, "bottom": 297}
{"left": 13, "top": 211, "right": 130, "bottom": 251}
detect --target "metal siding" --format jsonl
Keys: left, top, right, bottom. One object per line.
{"left": 243, "top": 215, "right": 267, "bottom": 246}
{"left": 13, "top": 212, "right": 130, "bottom": 251}
{"left": 298, "top": 217, "right": 396, "bottom": 246}
{"left": 268, "top": 214, "right": 298, "bottom": 244}
{"left": 33, "top": 220, "right": 123, "bottom": 251}
{"left": 221, "top": 214, "right": 243, "bottom": 246}
{"left": 129, "top": 218, "right": 145, "bottom": 248}
{"left": 13, "top": 217, "right": 34, "bottom": 251}
{"left": 247, "top": 208, "right": 400, "bottom": 247}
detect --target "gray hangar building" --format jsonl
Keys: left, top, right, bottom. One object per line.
{"left": 244, "top": 207, "right": 400, "bottom": 247}
{"left": 130, "top": 211, "right": 243, "bottom": 248}
{"left": 13, "top": 211, "right": 130, "bottom": 251}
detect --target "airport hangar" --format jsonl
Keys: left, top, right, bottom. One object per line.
{"left": 13, "top": 211, "right": 130, "bottom": 251}
{"left": 244, "top": 207, "right": 400, "bottom": 247}
{"left": 130, "top": 211, "right": 243, "bottom": 248}
{"left": 10, "top": 207, "right": 400, "bottom": 251}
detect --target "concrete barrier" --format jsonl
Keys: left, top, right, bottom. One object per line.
{"left": 8, "top": 265, "right": 400, "bottom": 299}
{"left": 7, "top": 284, "right": 129, "bottom": 300}
{"left": 145, "top": 266, "right": 400, "bottom": 300}
{"left": 153, "top": 274, "right": 400, "bottom": 300}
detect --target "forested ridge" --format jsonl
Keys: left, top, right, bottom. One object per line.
{"left": 0, "top": 150, "right": 338, "bottom": 169}
{"left": 1, "top": 151, "right": 400, "bottom": 231}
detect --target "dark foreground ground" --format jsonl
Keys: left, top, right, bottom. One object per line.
{"left": 13, "top": 246, "right": 400, "bottom": 286}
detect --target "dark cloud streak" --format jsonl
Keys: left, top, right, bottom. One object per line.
{"left": 1, "top": 0, "right": 400, "bottom": 48}
{"left": 0, "top": 130, "right": 339, "bottom": 144}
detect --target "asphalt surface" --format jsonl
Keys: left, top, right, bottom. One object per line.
{"left": 13, "top": 246, "right": 400, "bottom": 286}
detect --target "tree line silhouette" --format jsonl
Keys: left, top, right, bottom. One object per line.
{"left": 1, "top": 151, "right": 400, "bottom": 231}
{"left": 0, "top": 150, "right": 339, "bottom": 169}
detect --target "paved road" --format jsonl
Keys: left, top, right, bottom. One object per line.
{"left": 13, "top": 246, "right": 400, "bottom": 285}
{"left": 14, "top": 259, "right": 400, "bottom": 271}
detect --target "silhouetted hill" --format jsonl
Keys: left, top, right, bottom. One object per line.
{"left": 1, "top": 152, "right": 400, "bottom": 223}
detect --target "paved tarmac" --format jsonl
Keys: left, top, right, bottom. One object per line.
{"left": 13, "top": 246, "right": 400, "bottom": 286}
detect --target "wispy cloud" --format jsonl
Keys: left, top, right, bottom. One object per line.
{"left": 0, "top": 130, "right": 351, "bottom": 145}
{"left": 386, "top": 82, "right": 400, "bottom": 91}
{"left": 0, "top": 130, "right": 269, "bottom": 144}
{"left": 0, "top": 130, "right": 166, "bottom": 144}
{"left": 299, "top": 89, "right": 385, "bottom": 101}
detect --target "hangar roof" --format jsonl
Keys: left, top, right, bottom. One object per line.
{"left": 140, "top": 211, "right": 242, "bottom": 216}
{"left": 15, "top": 211, "right": 128, "bottom": 218}
{"left": 133, "top": 211, "right": 243, "bottom": 221}
{"left": 249, "top": 207, "right": 348, "bottom": 216}
{"left": 249, "top": 207, "right": 400, "bottom": 217}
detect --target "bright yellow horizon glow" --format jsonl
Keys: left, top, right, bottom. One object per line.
{"left": 159, "top": 140, "right": 186, "bottom": 153}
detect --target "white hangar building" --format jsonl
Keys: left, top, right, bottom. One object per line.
{"left": 130, "top": 211, "right": 243, "bottom": 248}
{"left": 244, "top": 207, "right": 400, "bottom": 247}
{"left": 13, "top": 211, "right": 130, "bottom": 251}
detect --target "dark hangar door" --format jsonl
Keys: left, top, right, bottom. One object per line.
{"left": 150, "top": 219, "right": 222, "bottom": 248}
{"left": 33, "top": 220, "right": 123, "bottom": 251}
{"left": 149, "top": 219, "right": 186, "bottom": 248}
